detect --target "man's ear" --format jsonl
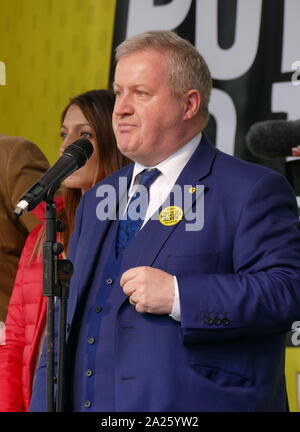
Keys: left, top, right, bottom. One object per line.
{"left": 182, "top": 89, "right": 201, "bottom": 120}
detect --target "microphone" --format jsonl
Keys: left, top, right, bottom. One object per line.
{"left": 14, "top": 138, "right": 93, "bottom": 216}
{"left": 246, "top": 119, "right": 300, "bottom": 158}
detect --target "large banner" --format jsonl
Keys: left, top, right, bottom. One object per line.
{"left": 111, "top": 0, "right": 300, "bottom": 174}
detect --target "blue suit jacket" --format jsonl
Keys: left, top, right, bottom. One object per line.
{"left": 30, "top": 135, "right": 300, "bottom": 411}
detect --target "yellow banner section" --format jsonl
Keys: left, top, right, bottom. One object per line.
{"left": 286, "top": 347, "right": 300, "bottom": 412}
{"left": 0, "top": 0, "right": 116, "bottom": 164}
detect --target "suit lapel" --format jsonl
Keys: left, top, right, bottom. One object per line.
{"left": 116, "top": 134, "right": 217, "bottom": 305}
{"left": 69, "top": 136, "right": 217, "bottom": 316}
{"left": 68, "top": 164, "right": 134, "bottom": 322}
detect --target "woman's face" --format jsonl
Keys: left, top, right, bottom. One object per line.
{"left": 60, "top": 104, "right": 102, "bottom": 194}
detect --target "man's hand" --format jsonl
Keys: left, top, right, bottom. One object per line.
{"left": 120, "top": 266, "right": 175, "bottom": 314}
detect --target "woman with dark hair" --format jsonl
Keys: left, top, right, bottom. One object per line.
{"left": 0, "top": 89, "right": 129, "bottom": 412}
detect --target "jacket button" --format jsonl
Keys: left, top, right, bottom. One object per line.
{"left": 84, "top": 400, "right": 91, "bottom": 408}
{"left": 213, "top": 317, "right": 222, "bottom": 325}
{"left": 66, "top": 323, "right": 71, "bottom": 332}
{"left": 222, "top": 317, "right": 231, "bottom": 326}
{"left": 106, "top": 278, "right": 113, "bottom": 285}
{"left": 85, "top": 369, "right": 93, "bottom": 377}
{"left": 95, "top": 306, "right": 103, "bottom": 313}
{"left": 204, "top": 316, "right": 213, "bottom": 325}
{"left": 88, "top": 337, "right": 95, "bottom": 344}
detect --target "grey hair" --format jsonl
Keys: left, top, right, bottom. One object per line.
{"left": 115, "top": 30, "right": 212, "bottom": 122}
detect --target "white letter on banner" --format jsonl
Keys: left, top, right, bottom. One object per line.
{"left": 195, "top": 0, "right": 262, "bottom": 79}
{"left": 126, "top": 0, "right": 192, "bottom": 38}
{"left": 281, "top": 0, "right": 300, "bottom": 73}
{"left": 209, "top": 89, "right": 237, "bottom": 155}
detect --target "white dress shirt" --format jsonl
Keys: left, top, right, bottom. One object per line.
{"left": 126, "top": 132, "right": 202, "bottom": 321}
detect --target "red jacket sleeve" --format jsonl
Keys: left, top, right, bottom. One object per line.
{"left": 0, "top": 226, "right": 39, "bottom": 412}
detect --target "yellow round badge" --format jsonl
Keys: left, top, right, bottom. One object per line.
{"left": 159, "top": 206, "right": 183, "bottom": 226}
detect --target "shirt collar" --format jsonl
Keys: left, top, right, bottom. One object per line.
{"left": 130, "top": 132, "right": 202, "bottom": 189}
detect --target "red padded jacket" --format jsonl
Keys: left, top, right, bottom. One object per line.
{"left": 0, "top": 196, "right": 64, "bottom": 411}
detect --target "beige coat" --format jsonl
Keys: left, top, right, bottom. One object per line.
{"left": 0, "top": 135, "right": 49, "bottom": 321}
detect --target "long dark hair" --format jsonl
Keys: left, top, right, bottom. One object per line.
{"left": 59, "top": 89, "right": 129, "bottom": 249}
{"left": 31, "top": 89, "right": 130, "bottom": 260}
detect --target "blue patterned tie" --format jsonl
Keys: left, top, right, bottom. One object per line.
{"left": 116, "top": 168, "right": 161, "bottom": 256}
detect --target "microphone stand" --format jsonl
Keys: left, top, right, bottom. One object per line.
{"left": 43, "top": 186, "right": 73, "bottom": 412}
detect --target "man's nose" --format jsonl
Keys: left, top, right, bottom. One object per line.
{"left": 114, "top": 93, "right": 134, "bottom": 116}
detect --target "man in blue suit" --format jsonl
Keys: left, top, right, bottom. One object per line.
{"left": 30, "top": 30, "right": 300, "bottom": 412}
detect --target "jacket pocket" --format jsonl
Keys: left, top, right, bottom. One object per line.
{"left": 190, "top": 363, "right": 253, "bottom": 388}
